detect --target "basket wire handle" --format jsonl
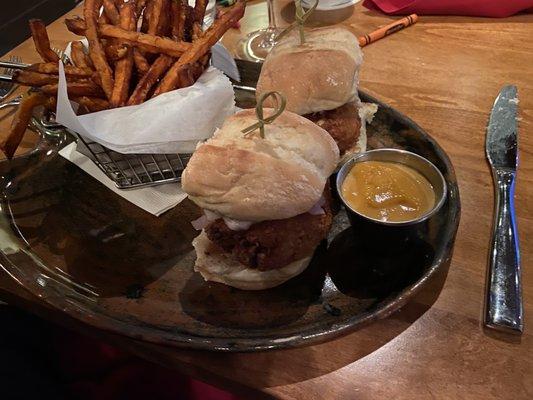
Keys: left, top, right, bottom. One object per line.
{"left": 276, "top": 0, "right": 319, "bottom": 44}
{"left": 241, "top": 91, "right": 286, "bottom": 138}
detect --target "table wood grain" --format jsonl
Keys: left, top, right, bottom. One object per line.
{"left": 1, "top": 1, "right": 532, "bottom": 398}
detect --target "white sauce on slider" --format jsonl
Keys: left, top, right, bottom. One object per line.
{"left": 222, "top": 218, "right": 253, "bottom": 231}
{"left": 191, "top": 196, "right": 327, "bottom": 231}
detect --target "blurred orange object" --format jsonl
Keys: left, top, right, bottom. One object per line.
{"left": 358, "top": 14, "right": 418, "bottom": 47}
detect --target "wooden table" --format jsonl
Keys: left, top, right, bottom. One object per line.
{"left": 1, "top": 1, "right": 532, "bottom": 399}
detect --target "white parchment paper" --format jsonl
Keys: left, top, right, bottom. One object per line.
{"left": 55, "top": 62, "right": 236, "bottom": 154}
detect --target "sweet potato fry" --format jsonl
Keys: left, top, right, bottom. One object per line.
{"left": 1, "top": 91, "right": 47, "bottom": 159}
{"left": 99, "top": 24, "right": 191, "bottom": 56}
{"left": 154, "top": 0, "right": 245, "bottom": 96}
{"left": 12, "top": 70, "right": 58, "bottom": 86}
{"left": 91, "top": 71, "right": 103, "bottom": 87}
{"left": 84, "top": 0, "right": 115, "bottom": 99}
{"left": 136, "top": 0, "right": 148, "bottom": 16}
{"left": 103, "top": 0, "right": 120, "bottom": 25}
{"left": 176, "top": 63, "right": 194, "bottom": 88}
{"left": 193, "top": 0, "right": 208, "bottom": 39}
{"left": 192, "top": 23, "right": 203, "bottom": 41}
{"left": 193, "top": 64, "right": 206, "bottom": 82}
{"left": 105, "top": 42, "right": 129, "bottom": 61}
{"left": 110, "top": 2, "right": 136, "bottom": 108}
{"left": 160, "top": 0, "right": 172, "bottom": 37}
{"left": 66, "top": 19, "right": 191, "bottom": 57}
{"left": 133, "top": 49, "right": 150, "bottom": 74}
{"left": 190, "top": 54, "right": 210, "bottom": 82}
{"left": 65, "top": 17, "right": 87, "bottom": 36}
{"left": 175, "top": 59, "right": 207, "bottom": 90}
{"left": 170, "top": 0, "right": 185, "bottom": 41}
{"left": 183, "top": 4, "right": 196, "bottom": 42}
{"left": 100, "top": 6, "right": 111, "bottom": 25}
{"left": 72, "top": 96, "right": 110, "bottom": 113}
{"left": 146, "top": 0, "right": 171, "bottom": 37}
{"left": 44, "top": 96, "right": 57, "bottom": 111}
{"left": 71, "top": 41, "right": 94, "bottom": 69}
{"left": 45, "top": 95, "right": 98, "bottom": 113}
{"left": 141, "top": 0, "right": 153, "bottom": 33}
{"left": 26, "top": 63, "right": 93, "bottom": 77}
{"left": 128, "top": 54, "right": 174, "bottom": 105}
{"left": 200, "top": 52, "right": 211, "bottom": 69}
{"left": 148, "top": 0, "right": 164, "bottom": 35}
{"left": 29, "top": 19, "right": 60, "bottom": 63}
{"left": 194, "top": 0, "right": 209, "bottom": 24}
{"left": 41, "top": 82, "right": 105, "bottom": 97}
{"left": 102, "top": 0, "right": 122, "bottom": 70}
{"left": 64, "top": 19, "right": 192, "bottom": 57}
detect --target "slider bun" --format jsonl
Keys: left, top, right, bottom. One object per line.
{"left": 182, "top": 109, "right": 340, "bottom": 222}
{"left": 256, "top": 26, "right": 363, "bottom": 115}
{"left": 192, "top": 231, "right": 311, "bottom": 290}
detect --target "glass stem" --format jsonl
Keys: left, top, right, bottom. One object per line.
{"left": 267, "top": 0, "right": 277, "bottom": 30}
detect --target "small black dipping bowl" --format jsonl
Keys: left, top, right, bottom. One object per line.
{"left": 336, "top": 149, "right": 447, "bottom": 249}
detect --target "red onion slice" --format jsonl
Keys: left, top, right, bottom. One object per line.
{"left": 193, "top": 209, "right": 253, "bottom": 231}
{"left": 204, "top": 209, "right": 220, "bottom": 221}
{"left": 308, "top": 203, "right": 325, "bottom": 215}
{"left": 308, "top": 195, "right": 326, "bottom": 215}
{"left": 191, "top": 214, "right": 209, "bottom": 230}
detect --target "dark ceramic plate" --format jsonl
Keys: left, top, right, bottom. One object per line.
{"left": 0, "top": 62, "right": 460, "bottom": 351}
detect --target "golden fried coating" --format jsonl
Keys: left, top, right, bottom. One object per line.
{"left": 205, "top": 193, "right": 333, "bottom": 271}
{"left": 305, "top": 102, "right": 361, "bottom": 155}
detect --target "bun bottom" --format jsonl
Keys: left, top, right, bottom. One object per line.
{"left": 192, "top": 231, "right": 312, "bottom": 290}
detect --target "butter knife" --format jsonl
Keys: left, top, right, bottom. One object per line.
{"left": 484, "top": 85, "right": 522, "bottom": 334}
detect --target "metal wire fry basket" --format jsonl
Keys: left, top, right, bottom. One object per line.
{"left": 36, "top": 110, "right": 193, "bottom": 190}
{"left": 75, "top": 134, "right": 192, "bottom": 190}
{"left": 42, "top": 60, "right": 259, "bottom": 190}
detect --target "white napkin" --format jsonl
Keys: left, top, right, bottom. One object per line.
{"left": 55, "top": 63, "right": 235, "bottom": 154}
{"left": 59, "top": 142, "right": 187, "bottom": 216}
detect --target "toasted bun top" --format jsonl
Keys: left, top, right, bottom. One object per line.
{"left": 182, "top": 109, "right": 340, "bottom": 221}
{"left": 256, "top": 26, "right": 363, "bottom": 115}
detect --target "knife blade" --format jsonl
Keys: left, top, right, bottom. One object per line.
{"left": 484, "top": 85, "right": 522, "bottom": 334}
{"left": 486, "top": 85, "right": 518, "bottom": 169}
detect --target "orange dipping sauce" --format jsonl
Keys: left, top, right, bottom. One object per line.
{"left": 341, "top": 161, "right": 436, "bottom": 222}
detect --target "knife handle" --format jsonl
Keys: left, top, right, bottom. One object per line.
{"left": 484, "top": 168, "right": 523, "bottom": 334}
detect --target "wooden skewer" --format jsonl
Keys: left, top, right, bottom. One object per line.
{"left": 358, "top": 14, "right": 418, "bottom": 47}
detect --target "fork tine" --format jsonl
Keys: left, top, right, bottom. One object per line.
{"left": 4, "top": 55, "right": 19, "bottom": 75}
{"left": 8, "top": 54, "right": 19, "bottom": 67}
{"left": 0, "top": 55, "right": 20, "bottom": 99}
{"left": 52, "top": 47, "right": 70, "bottom": 65}
{"left": 0, "top": 94, "right": 23, "bottom": 109}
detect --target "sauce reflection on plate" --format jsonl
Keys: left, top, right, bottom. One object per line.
{"left": 341, "top": 160, "right": 436, "bottom": 222}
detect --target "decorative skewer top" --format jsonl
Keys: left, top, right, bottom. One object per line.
{"left": 241, "top": 91, "right": 286, "bottom": 138}
{"left": 276, "top": 0, "right": 318, "bottom": 45}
